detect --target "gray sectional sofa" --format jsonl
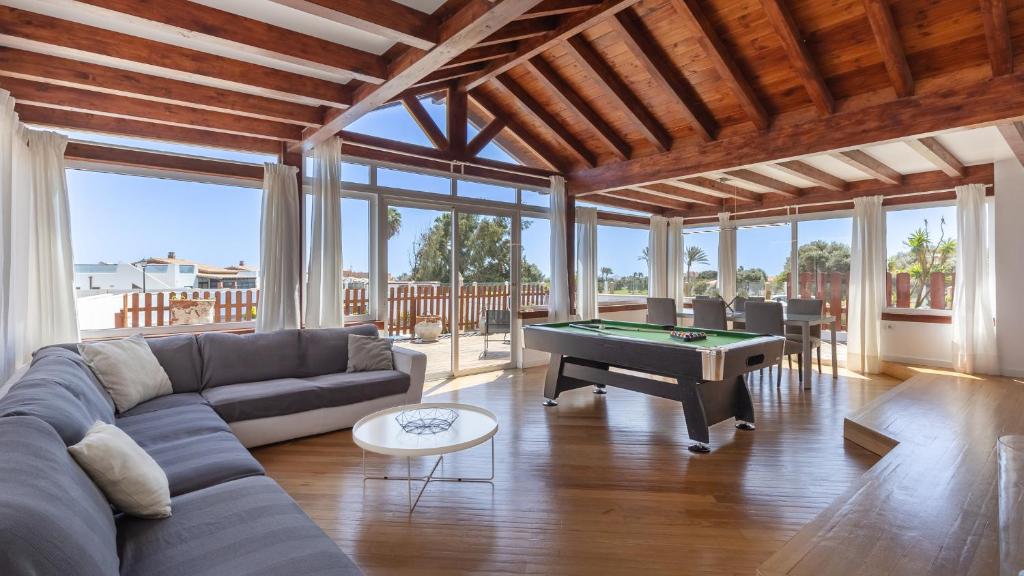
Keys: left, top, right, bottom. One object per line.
{"left": 0, "top": 325, "right": 427, "bottom": 576}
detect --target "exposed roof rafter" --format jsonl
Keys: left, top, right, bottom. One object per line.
{"left": 905, "top": 137, "right": 965, "bottom": 177}
{"left": 267, "top": 0, "right": 439, "bottom": 50}
{"left": 831, "top": 150, "right": 902, "bottom": 185}
{"left": 861, "top": 0, "right": 914, "bottom": 97}
{"left": 759, "top": 0, "right": 834, "bottom": 116}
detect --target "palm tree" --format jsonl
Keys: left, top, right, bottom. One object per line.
{"left": 386, "top": 207, "right": 402, "bottom": 240}
{"left": 684, "top": 246, "right": 709, "bottom": 295}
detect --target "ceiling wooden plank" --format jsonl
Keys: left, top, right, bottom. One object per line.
{"left": 637, "top": 182, "right": 723, "bottom": 206}
{"left": 832, "top": 150, "right": 902, "bottom": 184}
{"left": 493, "top": 73, "right": 598, "bottom": 167}
{"left": 17, "top": 104, "right": 283, "bottom": 154}
{"left": 679, "top": 176, "right": 761, "bottom": 202}
{"left": 980, "top": 0, "right": 1013, "bottom": 76}
{"left": 443, "top": 44, "right": 519, "bottom": 69}
{"left": 471, "top": 89, "right": 569, "bottom": 172}
{"left": 267, "top": 0, "right": 438, "bottom": 50}
{"left": 0, "top": 47, "right": 322, "bottom": 126}
{"left": 402, "top": 94, "right": 449, "bottom": 149}
{"left": 302, "top": 0, "right": 544, "bottom": 149}
{"left": 463, "top": 0, "right": 642, "bottom": 91}
{"left": 521, "top": 0, "right": 600, "bottom": 19}
{"left": 0, "top": 6, "right": 352, "bottom": 108}
{"left": 773, "top": 160, "right": 847, "bottom": 191}
{"left": 667, "top": 0, "right": 769, "bottom": 130}
{"left": 568, "top": 72, "right": 1024, "bottom": 194}
{"left": 415, "top": 63, "right": 487, "bottom": 87}
{"left": 524, "top": 56, "right": 631, "bottom": 160}
{"left": 861, "top": 0, "right": 914, "bottom": 97}
{"left": 65, "top": 142, "right": 265, "bottom": 181}
{"left": 905, "top": 137, "right": 965, "bottom": 177}
{"left": 3, "top": 77, "right": 301, "bottom": 141}
{"left": 565, "top": 35, "right": 672, "bottom": 152}
{"left": 998, "top": 121, "right": 1024, "bottom": 166}
{"left": 723, "top": 169, "right": 801, "bottom": 198}
{"left": 477, "top": 18, "right": 560, "bottom": 47}
{"left": 467, "top": 118, "right": 507, "bottom": 156}
{"left": 613, "top": 188, "right": 693, "bottom": 211}
{"left": 67, "top": 0, "right": 387, "bottom": 83}
{"left": 759, "top": 0, "right": 833, "bottom": 116}
{"left": 610, "top": 8, "right": 716, "bottom": 141}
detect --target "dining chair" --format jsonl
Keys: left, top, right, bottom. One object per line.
{"left": 645, "top": 297, "right": 677, "bottom": 326}
{"left": 730, "top": 296, "right": 763, "bottom": 330}
{"left": 786, "top": 298, "right": 824, "bottom": 374}
{"left": 744, "top": 301, "right": 803, "bottom": 386}
{"left": 692, "top": 298, "right": 727, "bottom": 330}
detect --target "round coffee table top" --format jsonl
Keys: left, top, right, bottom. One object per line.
{"left": 352, "top": 403, "right": 498, "bottom": 457}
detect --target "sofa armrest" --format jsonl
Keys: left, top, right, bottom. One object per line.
{"left": 392, "top": 345, "right": 427, "bottom": 403}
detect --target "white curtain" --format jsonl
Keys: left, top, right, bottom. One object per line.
{"left": 647, "top": 215, "right": 669, "bottom": 298}
{"left": 1, "top": 90, "right": 79, "bottom": 382}
{"left": 304, "top": 137, "right": 345, "bottom": 329}
{"left": 952, "top": 184, "right": 999, "bottom": 373}
{"left": 717, "top": 212, "right": 736, "bottom": 303}
{"left": 847, "top": 195, "right": 885, "bottom": 373}
{"left": 256, "top": 163, "right": 300, "bottom": 332}
{"left": 666, "top": 217, "right": 686, "bottom": 309}
{"left": 575, "top": 206, "right": 599, "bottom": 320}
{"left": 548, "top": 176, "right": 570, "bottom": 322}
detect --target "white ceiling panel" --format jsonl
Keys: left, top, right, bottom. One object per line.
{"left": 935, "top": 126, "right": 1014, "bottom": 165}
{"left": 860, "top": 142, "right": 936, "bottom": 174}
{"left": 800, "top": 154, "right": 873, "bottom": 181}
{"left": 750, "top": 165, "right": 818, "bottom": 188}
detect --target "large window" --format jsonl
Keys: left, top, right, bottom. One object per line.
{"left": 736, "top": 223, "right": 791, "bottom": 299}
{"left": 682, "top": 226, "right": 719, "bottom": 297}
{"left": 520, "top": 216, "right": 550, "bottom": 309}
{"left": 303, "top": 195, "right": 374, "bottom": 318}
{"left": 796, "top": 216, "right": 851, "bottom": 322}
{"left": 596, "top": 224, "right": 648, "bottom": 302}
{"left": 886, "top": 204, "right": 957, "bottom": 310}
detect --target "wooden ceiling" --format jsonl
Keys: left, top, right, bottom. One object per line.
{"left": 4, "top": 0, "right": 1024, "bottom": 216}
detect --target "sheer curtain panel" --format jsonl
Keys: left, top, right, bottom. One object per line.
{"left": 717, "top": 212, "right": 736, "bottom": 303}
{"left": 304, "top": 138, "right": 345, "bottom": 329}
{"left": 548, "top": 176, "right": 570, "bottom": 322}
{"left": 847, "top": 195, "right": 885, "bottom": 373}
{"left": 256, "top": 163, "right": 300, "bottom": 332}
{"left": 666, "top": 217, "right": 686, "bottom": 310}
{"left": 648, "top": 215, "right": 669, "bottom": 298}
{"left": 575, "top": 206, "right": 599, "bottom": 320}
{"left": 952, "top": 183, "right": 998, "bottom": 374}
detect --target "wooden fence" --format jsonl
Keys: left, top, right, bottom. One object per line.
{"left": 114, "top": 283, "right": 550, "bottom": 333}
{"left": 886, "top": 271, "right": 954, "bottom": 310}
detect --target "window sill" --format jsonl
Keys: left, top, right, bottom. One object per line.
{"left": 881, "top": 309, "right": 952, "bottom": 324}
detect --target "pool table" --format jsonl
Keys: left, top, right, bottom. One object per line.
{"left": 523, "top": 319, "right": 786, "bottom": 452}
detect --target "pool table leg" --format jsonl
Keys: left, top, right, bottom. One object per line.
{"left": 677, "top": 377, "right": 712, "bottom": 452}
{"left": 734, "top": 375, "right": 756, "bottom": 431}
{"left": 543, "top": 355, "right": 564, "bottom": 407}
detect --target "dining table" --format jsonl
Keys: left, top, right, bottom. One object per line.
{"left": 677, "top": 309, "right": 837, "bottom": 389}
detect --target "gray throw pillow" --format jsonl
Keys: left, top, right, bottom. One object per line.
{"left": 347, "top": 334, "right": 394, "bottom": 372}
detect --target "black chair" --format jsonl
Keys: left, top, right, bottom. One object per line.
{"left": 482, "top": 309, "right": 511, "bottom": 354}
{"left": 786, "top": 298, "right": 824, "bottom": 375}
{"left": 692, "top": 298, "right": 727, "bottom": 330}
{"left": 646, "top": 297, "right": 677, "bottom": 326}
{"left": 744, "top": 301, "right": 803, "bottom": 386}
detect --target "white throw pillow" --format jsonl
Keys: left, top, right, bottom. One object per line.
{"left": 69, "top": 421, "right": 171, "bottom": 519}
{"left": 80, "top": 334, "right": 173, "bottom": 412}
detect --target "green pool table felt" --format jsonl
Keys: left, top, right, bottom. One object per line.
{"left": 544, "top": 319, "right": 759, "bottom": 349}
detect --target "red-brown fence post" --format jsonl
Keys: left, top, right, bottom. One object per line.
{"left": 896, "top": 273, "right": 911, "bottom": 308}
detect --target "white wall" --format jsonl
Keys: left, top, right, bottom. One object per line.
{"left": 996, "top": 159, "right": 1024, "bottom": 377}
{"left": 880, "top": 320, "right": 953, "bottom": 367}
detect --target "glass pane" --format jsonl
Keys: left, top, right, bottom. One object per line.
{"left": 68, "top": 170, "right": 261, "bottom": 330}
{"left": 886, "top": 205, "right": 957, "bottom": 309}
{"left": 377, "top": 167, "right": 451, "bottom": 195}
{"left": 457, "top": 180, "right": 516, "bottom": 203}
{"left": 457, "top": 213, "right": 513, "bottom": 372}
{"left": 303, "top": 196, "right": 374, "bottom": 317}
{"left": 682, "top": 226, "right": 719, "bottom": 297}
{"left": 521, "top": 188, "right": 549, "bottom": 208}
{"left": 346, "top": 102, "right": 435, "bottom": 147}
{"left": 477, "top": 141, "right": 521, "bottom": 164}
{"left": 596, "top": 224, "right": 649, "bottom": 303}
{"left": 520, "top": 216, "right": 550, "bottom": 311}
{"left": 49, "top": 128, "right": 276, "bottom": 164}
{"left": 302, "top": 158, "right": 371, "bottom": 185}
{"left": 797, "top": 217, "right": 851, "bottom": 362}
{"left": 737, "top": 223, "right": 791, "bottom": 300}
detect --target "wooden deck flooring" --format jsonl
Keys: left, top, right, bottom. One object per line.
{"left": 254, "top": 366, "right": 901, "bottom": 575}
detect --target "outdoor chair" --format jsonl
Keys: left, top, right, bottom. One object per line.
{"left": 731, "top": 296, "right": 764, "bottom": 330}
{"left": 646, "top": 298, "right": 677, "bottom": 326}
{"left": 744, "top": 301, "right": 803, "bottom": 386}
{"left": 786, "top": 298, "right": 824, "bottom": 375}
{"left": 482, "top": 309, "right": 511, "bottom": 355}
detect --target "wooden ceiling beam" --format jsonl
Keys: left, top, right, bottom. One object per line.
{"left": 861, "top": 0, "right": 914, "bottom": 97}
{"left": 722, "top": 169, "right": 801, "bottom": 198}
{"left": 471, "top": 89, "right": 570, "bottom": 172}
{"left": 587, "top": 193, "right": 665, "bottom": 214}
{"left": 66, "top": 0, "right": 387, "bottom": 83}
{"left": 524, "top": 57, "right": 631, "bottom": 160}
{"left": 667, "top": 0, "right": 769, "bottom": 130}
{"left": 477, "top": 17, "right": 559, "bottom": 47}
{"left": 612, "top": 189, "right": 694, "bottom": 211}
{"left": 831, "top": 150, "right": 902, "bottom": 184}
{"left": 267, "top": 0, "right": 438, "bottom": 50}
{"left": 493, "top": 73, "right": 598, "bottom": 167}
{"left": 302, "top": 0, "right": 544, "bottom": 149}
{"left": 520, "top": 0, "right": 600, "bottom": 19}
{"left": 447, "top": 83, "right": 469, "bottom": 156}
{"left": 998, "top": 121, "right": 1024, "bottom": 167}
{"left": 467, "top": 118, "right": 507, "bottom": 156}
{"left": 774, "top": 160, "right": 847, "bottom": 191}
{"left": 759, "top": 0, "right": 833, "bottom": 116}
{"left": 610, "top": 8, "right": 716, "bottom": 141}
{"left": 64, "top": 142, "right": 264, "bottom": 181}
{"left": 565, "top": 35, "right": 672, "bottom": 152}
{"left": 443, "top": 44, "right": 519, "bottom": 69}
{"left": 3, "top": 77, "right": 301, "bottom": 141}
{"left": 415, "top": 63, "right": 488, "bottom": 87}
{"left": 17, "top": 104, "right": 283, "bottom": 154}
{"left": 401, "top": 95, "right": 449, "bottom": 150}
{"left": 905, "top": 137, "right": 965, "bottom": 177}
{"left": 679, "top": 176, "right": 761, "bottom": 202}
{"left": 0, "top": 6, "right": 352, "bottom": 108}
{"left": 463, "top": 0, "right": 642, "bottom": 90}
{"left": 0, "top": 48, "right": 321, "bottom": 126}
{"left": 980, "top": 0, "right": 1013, "bottom": 76}
{"left": 631, "top": 183, "right": 718, "bottom": 206}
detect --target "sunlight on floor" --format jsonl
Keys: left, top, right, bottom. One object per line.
{"left": 907, "top": 365, "right": 983, "bottom": 380}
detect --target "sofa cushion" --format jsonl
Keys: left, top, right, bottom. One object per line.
{"left": 119, "top": 393, "right": 208, "bottom": 418}
{"left": 145, "top": 334, "right": 204, "bottom": 393}
{"left": 117, "top": 405, "right": 264, "bottom": 496}
{"left": 117, "top": 476, "right": 362, "bottom": 576}
{"left": 81, "top": 335, "right": 174, "bottom": 413}
{"left": 31, "top": 346, "right": 116, "bottom": 414}
{"left": 201, "top": 371, "right": 410, "bottom": 423}
{"left": 199, "top": 330, "right": 303, "bottom": 389}
{"left": 0, "top": 416, "right": 120, "bottom": 576}
{"left": 298, "top": 324, "right": 378, "bottom": 377}
{"left": 0, "top": 378, "right": 112, "bottom": 445}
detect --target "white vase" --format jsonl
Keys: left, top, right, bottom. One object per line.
{"left": 414, "top": 320, "right": 442, "bottom": 342}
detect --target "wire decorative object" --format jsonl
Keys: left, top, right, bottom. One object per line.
{"left": 395, "top": 407, "right": 459, "bottom": 435}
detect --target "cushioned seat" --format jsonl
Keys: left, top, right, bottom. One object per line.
{"left": 119, "top": 392, "right": 208, "bottom": 418}
{"left": 117, "top": 475, "right": 362, "bottom": 576}
{"left": 117, "top": 403, "right": 231, "bottom": 445}
{"left": 202, "top": 371, "right": 411, "bottom": 423}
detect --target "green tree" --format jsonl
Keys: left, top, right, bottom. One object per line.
{"left": 600, "top": 266, "right": 613, "bottom": 290}
{"left": 774, "top": 241, "right": 851, "bottom": 293}
{"left": 683, "top": 246, "right": 709, "bottom": 296}
{"left": 888, "top": 218, "right": 956, "bottom": 307}
{"left": 386, "top": 207, "right": 402, "bottom": 240}
{"left": 736, "top": 266, "right": 768, "bottom": 297}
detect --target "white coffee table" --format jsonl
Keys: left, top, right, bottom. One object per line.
{"left": 352, "top": 402, "right": 498, "bottom": 513}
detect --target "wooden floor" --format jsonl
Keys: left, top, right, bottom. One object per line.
{"left": 254, "top": 366, "right": 901, "bottom": 575}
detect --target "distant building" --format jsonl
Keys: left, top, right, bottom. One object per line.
{"left": 74, "top": 251, "right": 258, "bottom": 293}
